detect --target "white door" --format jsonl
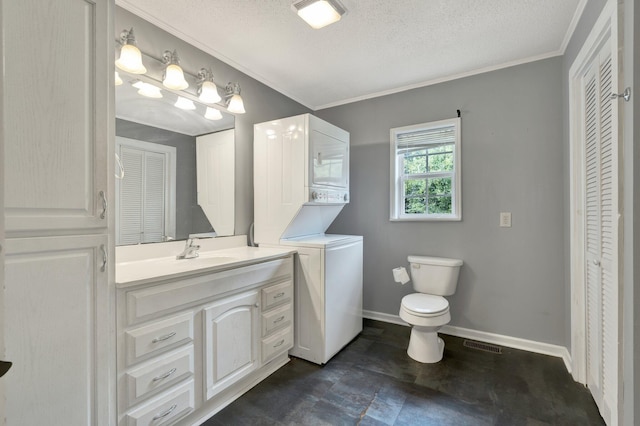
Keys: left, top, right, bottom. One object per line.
{"left": 570, "top": 2, "right": 621, "bottom": 424}
{"left": 1, "top": 0, "right": 114, "bottom": 424}
{"left": 116, "top": 137, "right": 176, "bottom": 245}
{"left": 196, "top": 129, "right": 235, "bottom": 236}
{"left": 4, "top": 235, "right": 109, "bottom": 425}
{"left": 3, "top": 1, "right": 109, "bottom": 234}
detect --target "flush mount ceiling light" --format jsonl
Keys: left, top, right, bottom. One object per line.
{"left": 292, "top": 0, "right": 346, "bottom": 29}
{"left": 197, "top": 68, "right": 222, "bottom": 104}
{"left": 225, "top": 82, "right": 246, "bottom": 114}
{"left": 162, "top": 50, "right": 189, "bottom": 90}
{"left": 115, "top": 28, "right": 147, "bottom": 74}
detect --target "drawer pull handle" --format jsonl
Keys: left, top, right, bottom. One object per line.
{"left": 273, "top": 316, "right": 286, "bottom": 324}
{"left": 152, "top": 404, "right": 177, "bottom": 421}
{"left": 152, "top": 332, "right": 176, "bottom": 343}
{"left": 273, "top": 339, "right": 285, "bottom": 348}
{"left": 273, "top": 292, "right": 286, "bottom": 299}
{"left": 152, "top": 367, "right": 177, "bottom": 382}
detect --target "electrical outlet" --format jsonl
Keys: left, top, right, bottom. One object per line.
{"left": 500, "top": 212, "right": 512, "bottom": 227}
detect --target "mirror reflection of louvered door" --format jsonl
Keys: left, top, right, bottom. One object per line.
{"left": 117, "top": 144, "right": 169, "bottom": 245}
{"left": 582, "top": 35, "right": 620, "bottom": 425}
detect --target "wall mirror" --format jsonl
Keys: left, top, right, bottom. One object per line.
{"left": 115, "top": 75, "right": 235, "bottom": 246}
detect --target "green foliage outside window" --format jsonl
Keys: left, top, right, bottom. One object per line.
{"left": 403, "top": 145, "right": 454, "bottom": 215}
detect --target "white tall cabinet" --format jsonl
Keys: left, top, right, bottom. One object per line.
{"left": 1, "top": 0, "right": 114, "bottom": 425}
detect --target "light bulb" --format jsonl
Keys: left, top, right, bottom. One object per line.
{"left": 199, "top": 81, "right": 222, "bottom": 104}
{"left": 227, "top": 94, "right": 246, "bottom": 114}
{"left": 115, "top": 71, "right": 123, "bottom": 86}
{"left": 205, "top": 107, "right": 223, "bottom": 120}
{"left": 174, "top": 96, "right": 196, "bottom": 110}
{"left": 132, "top": 81, "right": 162, "bottom": 98}
{"left": 115, "top": 44, "right": 147, "bottom": 74}
{"left": 163, "top": 64, "right": 189, "bottom": 90}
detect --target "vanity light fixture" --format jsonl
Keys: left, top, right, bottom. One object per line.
{"left": 225, "top": 82, "right": 246, "bottom": 114}
{"left": 174, "top": 96, "right": 196, "bottom": 110}
{"left": 292, "top": 0, "right": 346, "bottom": 29}
{"left": 132, "top": 80, "right": 163, "bottom": 98}
{"left": 115, "top": 28, "right": 147, "bottom": 74}
{"left": 162, "top": 50, "right": 189, "bottom": 90}
{"left": 115, "top": 28, "right": 248, "bottom": 115}
{"left": 205, "top": 107, "right": 223, "bottom": 120}
{"left": 197, "top": 68, "right": 222, "bottom": 104}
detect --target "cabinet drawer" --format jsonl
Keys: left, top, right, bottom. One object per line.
{"left": 261, "top": 325, "right": 293, "bottom": 364}
{"left": 261, "top": 280, "right": 292, "bottom": 310}
{"left": 126, "top": 313, "right": 193, "bottom": 365}
{"left": 262, "top": 303, "right": 292, "bottom": 337}
{"left": 123, "top": 346, "right": 194, "bottom": 409}
{"left": 124, "top": 379, "right": 194, "bottom": 426}
{"left": 126, "top": 257, "right": 293, "bottom": 324}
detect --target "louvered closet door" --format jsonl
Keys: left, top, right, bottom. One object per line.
{"left": 582, "top": 37, "right": 620, "bottom": 425}
{"left": 118, "top": 147, "right": 166, "bottom": 245}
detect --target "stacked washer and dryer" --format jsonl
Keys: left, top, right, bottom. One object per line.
{"left": 253, "top": 113, "right": 362, "bottom": 365}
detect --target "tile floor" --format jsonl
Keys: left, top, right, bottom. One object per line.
{"left": 203, "top": 319, "right": 604, "bottom": 425}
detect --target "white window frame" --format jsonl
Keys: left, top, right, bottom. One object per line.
{"left": 390, "top": 117, "right": 461, "bottom": 221}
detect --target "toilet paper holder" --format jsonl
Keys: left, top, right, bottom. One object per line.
{"left": 392, "top": 266, "right": 410, "bottom": 285}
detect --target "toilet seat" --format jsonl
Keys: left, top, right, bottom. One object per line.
{"left": 401, "top": 294, "right": 449, "bottom": 317}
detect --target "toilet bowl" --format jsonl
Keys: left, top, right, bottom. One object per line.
{"left": 399, "top": 256, "right": 462, "bottom": 363}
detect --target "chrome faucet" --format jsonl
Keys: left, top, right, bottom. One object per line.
{"left": 176, "top": 238, "right": 200, "bottom": 259}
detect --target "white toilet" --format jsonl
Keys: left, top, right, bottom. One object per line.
{"left": 399, "top": 255, "right": 463, "bottom": 363}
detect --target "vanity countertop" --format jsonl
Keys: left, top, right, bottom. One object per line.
{"left": 116, "top": 245, "right": 296, "bottom": 287}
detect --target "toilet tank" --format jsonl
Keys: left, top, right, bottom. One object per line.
{"left": 408, "top": 255, "right": 463, "bottom": 296}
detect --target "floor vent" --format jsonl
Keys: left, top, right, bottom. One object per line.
{"left": 463, "top": 339, "right": 502, "bottom": 354}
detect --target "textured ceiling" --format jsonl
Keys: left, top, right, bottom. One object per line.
{"left": 116, "top": 0, "right": 585, "bottom": 110}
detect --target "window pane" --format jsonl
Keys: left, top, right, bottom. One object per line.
{"left": 404, "top": 179, "right": 425, "bottom": 196}
{"left": 427, "top": 177, "right": 451, "bottom": 196}
{"left": 428, "top": 152, "right": 454, "bottom": 172}
{"left": 405, "top": 197, "right": 426, "bottom": 214}
{"left": 428, "top": 195, "right": 452, "bottom": 214}
{"left": 403, "top": 151, "right": 426, "bottom": 174}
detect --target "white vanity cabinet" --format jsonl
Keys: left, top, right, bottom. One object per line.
{"left": 117, "top": 255, "right": 294, "bottom": 425}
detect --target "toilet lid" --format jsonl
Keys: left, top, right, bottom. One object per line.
{"left": 402, "top": 293, "right": 449, "bottom": 315}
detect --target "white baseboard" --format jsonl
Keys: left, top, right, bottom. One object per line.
{"left": 362, "top": 309, "right": 573, "bottom": 374}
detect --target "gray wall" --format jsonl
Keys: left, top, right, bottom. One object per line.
{"left": 115, "top": 118, "right": 212, "bottom": 240}
{"left": 317, "top": 57, "right": 566, "bottom": 346}
{"left": 116, "top": 7, "right": 311, "bottom": 239}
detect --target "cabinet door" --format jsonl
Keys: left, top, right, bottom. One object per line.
{"left": 3, "top": 0, "right": 110, "bottom": 233}
{"left": 204, "top": 291, "right": 260, "bottom": 400}
{"left": 3, "top": 234, "right": 110, "bottom": 425}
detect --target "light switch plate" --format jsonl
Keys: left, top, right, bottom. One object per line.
{"left": 500, "top": 212, "right": 512, "bottom": 227}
